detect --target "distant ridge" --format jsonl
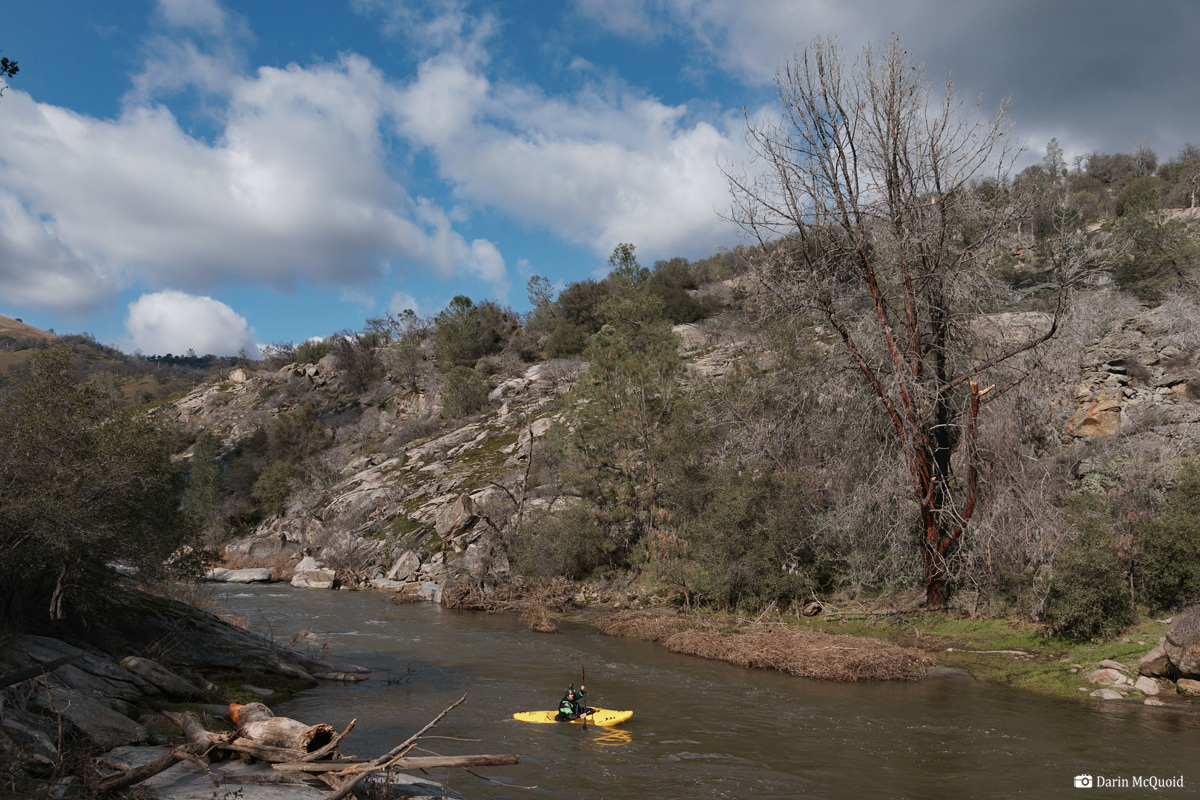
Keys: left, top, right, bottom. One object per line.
{"left": 0, "top": 314, "right": 57, "bottom": 342}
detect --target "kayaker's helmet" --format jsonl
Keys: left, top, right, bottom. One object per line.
{"left": 566, "top": 688, "right": 575, "bottom": 697}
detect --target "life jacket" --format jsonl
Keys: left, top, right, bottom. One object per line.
{"left": 559, "top": 695, "right": 578, "bottom": 716}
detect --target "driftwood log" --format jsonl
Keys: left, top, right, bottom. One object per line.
{"left": 95, "top": 696, "right": 519, "bottom": 797}
{"left": 231, "top": 702, "right": 337, "bottom": 753}
{"left": 275, "top": 754, "right": 522, "bottom": 773}
{"left": 324, "top": 694, "right": 469, "bottom": 800}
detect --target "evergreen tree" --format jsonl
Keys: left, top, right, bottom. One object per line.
{"left": 560, "top": 244, "right": 682, "bottom": 560}
{"left": 181, "top": 430, "right": 226, "bottom": 542}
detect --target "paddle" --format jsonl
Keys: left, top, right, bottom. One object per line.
{"left": 581, "top": 663, "right": 587, "bottom": 730}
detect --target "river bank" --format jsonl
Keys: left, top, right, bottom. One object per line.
{"left": 206, "top": 555, "right": 1200, "bottom": 708}
{"left": 428, "top": 574, "right": 1200, "bottom": 708}
{"left": 8, "top": 567, "right": 1196, "bottom": 799}
{"left": 212, "top": 584, "right": 1200, "bottom": 800}
{"left": 584, "top": 601, "right": 1200, "bottom": 708}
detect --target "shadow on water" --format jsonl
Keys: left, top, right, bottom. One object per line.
{"left": 214, "top": 585, "right": 1200, "bottom": 800}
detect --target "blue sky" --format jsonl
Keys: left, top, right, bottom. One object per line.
{"left": 2, "top": 0, "right": 1197, "bottom": 356}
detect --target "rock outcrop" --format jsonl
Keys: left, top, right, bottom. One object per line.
{"left": 205, "top": 567, "right": 273, "bottom": 583}
{"left": 1164, "top": 608, "right": 1200, "bottom": 678}
{"left": 0, "top": 588, "right": 348, "bottom": 782}
{"left": 1138, "top": 643, "right": 1174, "bottom": 677}
{"left": 1065, "top": 305, "right": 1200, "bottom": 441}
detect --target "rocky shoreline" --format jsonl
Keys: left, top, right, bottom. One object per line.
{"left": 1078, "top": 610, "right": 1200, "bottom": 704}
{"left": 0, "top": 586, "right": 392, "bottom": 799}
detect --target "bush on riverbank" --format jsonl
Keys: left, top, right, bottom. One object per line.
{"left": 1043, "top": 516, "right": 1134, "bottom": 639}
{"left": 1137, "top": 461, "right": 1200, "bottom": 612}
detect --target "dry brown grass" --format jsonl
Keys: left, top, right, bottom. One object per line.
{"left": 443, "top": 577, "right": 574, "bottom": 612}
{"left": 600, "top": 609, "right": 686, "bottom": 641}
{"left": 601, "top": 610, "right": 931, "bottom": 682}
{"left": 525, "top": 610, "right": 559, "bottom": 633}
{"left": 142, "top": 580, "right": 220, "bottom": 613}
{"left": 220, "top": 550, "right": 299, "bottom": 581}
{"left": 442, "top": 578, "right": 575, "bottom": 633}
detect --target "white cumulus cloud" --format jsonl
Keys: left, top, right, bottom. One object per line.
{"left": 123, "top": 290, "right": 258, "bottom": 357}
{"left": 0, "top": 49, "right": 512, "bottom": 313}
{"left": 392, "top": 50, "right": 750, "bottom": 261}
{"left": 0, "top": 189, "right": 117, "bottom": 311}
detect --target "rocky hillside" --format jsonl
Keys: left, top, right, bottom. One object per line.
{"left": 174, "top": 347, "right": 589, "bottom": 596}
{"left": 172, "top": 288, "right": 1200, "bottom": 603}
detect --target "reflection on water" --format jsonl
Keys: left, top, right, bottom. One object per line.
{"left": 214, "top": 585, "right": 1200, "bottom": 800}
{"left": 584, "top": 728, "right": 633, "bottom": 748}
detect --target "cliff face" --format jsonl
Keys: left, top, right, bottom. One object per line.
{"left": 1064, "top": 302, "right": 1200, "bottom": 440}
{"left": 171, "top": 292, "right": 1200, "bottom": 596}
{"left": 172, "top": 350, "right": 591, "bottom": 593}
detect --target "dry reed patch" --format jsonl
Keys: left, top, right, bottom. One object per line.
{"left": 525, "top": 610, "right": 559, "bottom": 633}
{"left": 443, "top": 578, "right": 574, "bottom": 613}
{"left": 220, "top": 550, "right": 299, "bottom": 581}
{"left": 602, "top": 611, "right": 930, "bottom": 682}
{"left": 600, "top": 609, "right": 691, "bottom": 642}
{"left": 442, "top": 578, "right": 574, "bottom": 633}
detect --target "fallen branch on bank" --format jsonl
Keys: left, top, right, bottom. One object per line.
{"left": 94, "top": 695, "right": 519, "bottom": 797}
{"left": 324, "top": 694, "right": 469, "bottom": 800}
{"left": 0, "top": 653, "right": 85, "bottom": 690}
{"left": 274, "top": 754, "right": 522, "bottom": 773}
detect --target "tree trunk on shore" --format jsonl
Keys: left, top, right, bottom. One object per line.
{"left": 231, "top": 702, "right": 336, "bottom": 752}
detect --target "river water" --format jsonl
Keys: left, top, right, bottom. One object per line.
{"left": 213, "top": 585, "right": 1199, "bottom": 799}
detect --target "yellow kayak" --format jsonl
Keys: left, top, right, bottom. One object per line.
{"left": 512, "top": 708, "right": 633, "bottom": 726}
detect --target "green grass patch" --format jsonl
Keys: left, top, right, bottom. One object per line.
{"left": 458, "top": 429, "right": 519, "bottom": 467}
{"left": 388, "top": 514, "right": 420, "bottom": 537}
{"left": 204, "top": 669, "right": 316, "bottom": 704}
{"left": 788, "top": 608, "right": 1171, "bottom": 702}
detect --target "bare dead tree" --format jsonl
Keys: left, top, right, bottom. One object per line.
{"left": 725, "top": 36, "right": 1078, "bottom": 605}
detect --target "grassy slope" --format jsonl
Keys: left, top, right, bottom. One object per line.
{"left": 0, "top": 314, "right": 58, "bottom": 377}
{"left": 0, "top": 314, "right": 204, "bottom": 402}
{"left": 791, "top": 609, "right": 1173, "bottom": 701}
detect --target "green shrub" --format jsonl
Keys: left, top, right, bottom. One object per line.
{"left": 295, "top": 338, "right": 331, "bottom": 364}
{"left": 251, "top": 461, "right": 303, "bottom": 517}
{"left": 441, "top": 366, "right": 488, "bottom": 419}
{"left": 1043, "top": 520, "right": 1132, "bottom": 639}
{"left": 433, "top": 296, "right": 484, "bottom": 370}
{"left": 1138, "top": 462, "right": 1200, "bottom": 611}
{"left": 0, "top": 346, "right": 192, "bottom": 625}
{"left": 556, "top": 279, "right": 609, "bottom": 337}
{"left": 651, "top": 283, "right": 713, "bottom": 324}
{"left": 543, "top": 319, "right": 588, "bottom": 358}
{"left": 508, "top": 504, "right": 611, "bottom": 580}
{"left": 1110, "top": 195, "right": 1199, "bottom": 302}
{"left": 1140, "top": 519, "right": 1200, "bottom": 612}
{"left": 671, "top": 465, "right": 817, "bottom": 610}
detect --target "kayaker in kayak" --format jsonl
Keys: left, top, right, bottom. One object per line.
{"left": 555, "top": 685, "right": 593, "bottom": 721}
